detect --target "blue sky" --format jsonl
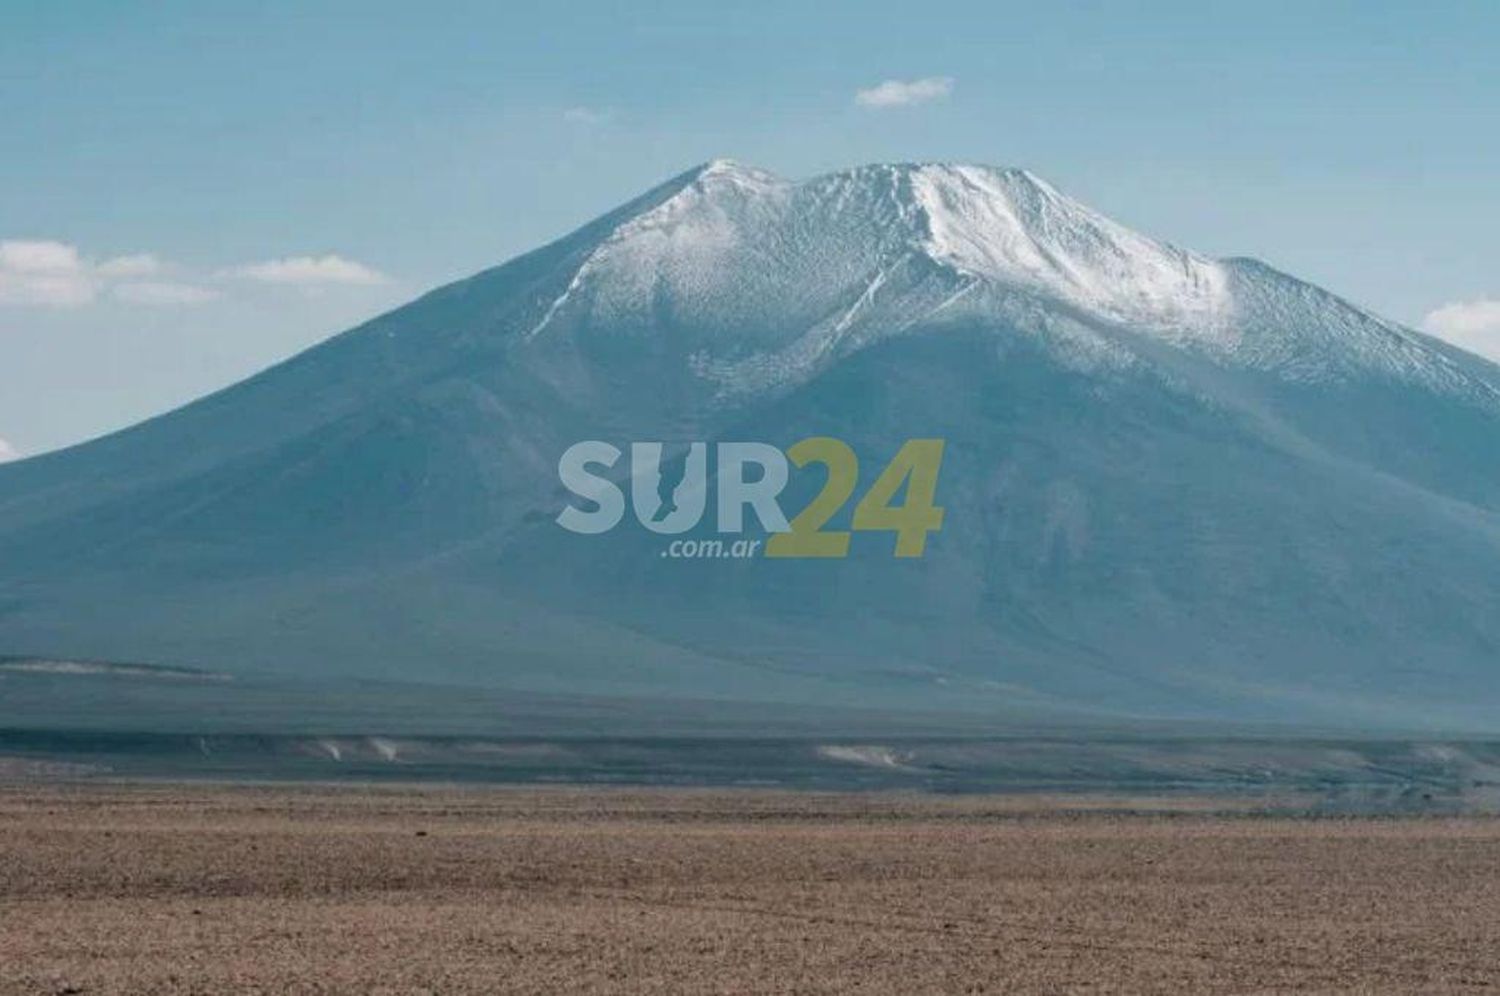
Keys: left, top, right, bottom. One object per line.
{"left": 2, "top": 0, "right": 1497, "bottom": 457}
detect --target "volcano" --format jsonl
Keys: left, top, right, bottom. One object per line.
{"left": 2, "top": 160, "right": 1498, "bottom": 732}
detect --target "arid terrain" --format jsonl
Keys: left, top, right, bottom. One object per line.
{"left": 2, "top": 783, "right": 1499, "bottom": 994}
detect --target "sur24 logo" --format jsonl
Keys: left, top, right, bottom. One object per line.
{"left": 556, "top": 438, "right": 945, "bottom": 558}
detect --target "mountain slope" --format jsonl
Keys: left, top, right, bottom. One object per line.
{"left": 2, "top": 160, "right": 1498, "bottom": 731}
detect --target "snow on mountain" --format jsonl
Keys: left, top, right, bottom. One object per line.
{"left": 1, "top": 160, "right": 1498, "bottom": 733}
{"left": 516, "top": 160, "right": 1499, "bottom": 406}
{"left": 908, "top": 165, "right": 1231, "bottom": 333}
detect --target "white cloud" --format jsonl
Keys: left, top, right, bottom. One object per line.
{"left": 0, "top": 239, "right": 95, "bottom": 306}
{"left": 1422, "top": 299, "right": 1500, "bottom": 363}
{"left": 112, "top": 280, "right": 219, "bottom": 306}
{"left": 855, "top": 76, "right": 954, "bottom": 109}
{"left": 97, "top": 253, "right": 164, "bottom": 278}
{"left": 0, "top": 239, "right": 82, "bottom": 273}
{"left": 0, "top": 437, "right": 17, "bottom": 463}
{"left": 229, "top": 254, "right": 387, "bottom": 287}
{"left": 1, "top": 241, "right": 204, "bottom": 308}
{"left": 3, "top": 240, "right": 392, "bottom": 308}
{"left": 0, "top": 271, "right": 96, "bottom": 307}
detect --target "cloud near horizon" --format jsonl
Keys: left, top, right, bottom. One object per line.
{"left": 0, "top": 239, "right": 98, "bottom": 306}
{"left": 1423, "top": 298, "right": 1500, "bottom": 363}
{"left": 854, "top": 76, "right": 954, "bottom": 109}
{"left": 1, "top": 240, "right": 388, "bottom": 308}
{"left": 227, "top": 254, "right": 388, "bottom": 287}
{"left": 0, "top": 436, "right": 17, "bottom": 463}
{"left": 96, "top": 253, "right": 164, "bottom": 278}
{"left": 0, "top": 239, "right": 219, "bottom": 309}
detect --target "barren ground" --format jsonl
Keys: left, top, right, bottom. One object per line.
{"left": 2, "top": 783, "right": 1498, "bottom": 994}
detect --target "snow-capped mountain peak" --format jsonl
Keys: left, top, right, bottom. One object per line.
{"left": 515, "top": 160, "right": 1497, "bottom": 407}
{"left": 525, "top": 160, "right": 1230, "bottom": 354}
{"left": 523, "top": 160, "right": 1233, "bottom": 374}
{"left": 564, "top": 160, "right": 1230, "bottom": 338}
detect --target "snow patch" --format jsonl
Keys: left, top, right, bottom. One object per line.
{"left": 909, "top": 165, "right": 1232, "bottom": 339}
{"left": 817, "top": 745, "right": 911, "bottom": 768}
{"left": 369, "top": 737, "right": 400, "bottom": 761}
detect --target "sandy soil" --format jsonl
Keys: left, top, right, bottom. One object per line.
{"left": 2, "top": 783, "right": 1498, "bottom": 994}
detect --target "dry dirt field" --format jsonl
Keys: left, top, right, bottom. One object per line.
{"left": 2, "top": 783, "right": 1498, "bottom": 994}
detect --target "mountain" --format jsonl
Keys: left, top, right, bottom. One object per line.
{"left": 2, "top": 160, "right": 1498, "bottom": 732}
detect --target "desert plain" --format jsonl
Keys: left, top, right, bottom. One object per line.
{"left": 2, "top": 783, "right": 1499, "bottom": 994}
